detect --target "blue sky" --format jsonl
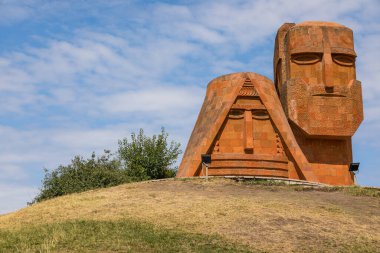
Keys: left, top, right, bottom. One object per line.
{"left": 0, "top": 0, "right": 379, "bottom": 214}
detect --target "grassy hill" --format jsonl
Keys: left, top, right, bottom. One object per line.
{"left": 0, "top": 178, "right": 379, "bottom": 252}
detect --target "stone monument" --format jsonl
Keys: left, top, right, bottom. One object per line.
{"left": 177, "top": 21, "right": 363, "bottom": 185}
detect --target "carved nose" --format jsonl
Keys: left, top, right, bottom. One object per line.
{"left": 323, "top": 53, "right": 334, "bottom": 90}
{"left": 244, "top": 110, "right": 254, "bottom": 153}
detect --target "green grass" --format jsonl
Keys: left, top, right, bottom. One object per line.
{"left": 241, "top": 179, "right": 380, "bottom": 197}
{"left": 241, "top": 179, "right": 287, "bottom": 187}
{"left": 0, "top": 219, "right": 254, "bottom": 253}
{"left": 292, "top": 185, "right": 380, "bottom": 197}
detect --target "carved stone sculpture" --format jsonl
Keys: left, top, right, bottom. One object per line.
{"left": 177, "top": 21, "right": 363, "bottom": 185}
{"left": 274, "top": 21, "right": 363, "bottom": 185}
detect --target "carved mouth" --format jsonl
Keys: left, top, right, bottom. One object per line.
{"left": 312, "top": 93, "right": 346, "bottom": 97}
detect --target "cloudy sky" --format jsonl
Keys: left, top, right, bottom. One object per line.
{"left": 0, "top": 0, "right": 379, "bottom": 214}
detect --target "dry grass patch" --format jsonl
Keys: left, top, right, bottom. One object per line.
{"left": 1, "top": 178, "right": 379, "bottom": 252}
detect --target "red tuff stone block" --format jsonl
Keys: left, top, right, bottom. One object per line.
{"left": 177, "top": 72, "right": 317, "bottom": 182}
{"left": 177, "top": 21, "right": 363, "bottom": 186}
{"left": 273, "top": 21, "right": 362, "bottom": 185}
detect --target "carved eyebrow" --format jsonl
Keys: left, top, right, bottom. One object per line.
{"left": 289, "top": 48, "right": 323, "bottom": 55}
{"left": 230, "top": 104, "right": 266, "bottom": 110}
{"left": 289, "top": 48, "right": 356, "bottom": 56}
{"left": 330, "top": 47, "right": 356, "bottom": 57}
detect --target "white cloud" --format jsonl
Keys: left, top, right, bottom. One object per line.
{"left": 148, "top": 0, "right": 379, "bottom": 51}
{"left": 0, "top": 184, "right": 38, "bottom": 214}
{"left": 357, "top": 34, "right": 380, "bottom": 101}
{"left": 0, "top": 0, "right": 32, "bottom": 24}
{"left": 100, "top": 86, "right": 203, "bottom": 114}
{"left": 0, "top": 164, "right": 28, "bottom": 181}
{"left": 0, "top": 31, "right": 202, "bottom": 117}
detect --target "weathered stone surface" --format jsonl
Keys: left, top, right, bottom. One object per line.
{"left": 177, "top": 21, "right": 363, "bottom": 186}
{"left": 274, "top": 21, "right": 363, "bottom": 137}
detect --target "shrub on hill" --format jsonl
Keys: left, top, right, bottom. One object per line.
{"left": 31, "top": 150, "right": 129, "bottom": 203}
{"left": 31, "top": 128, "right": 181, "bottom": 203}
{"left": 118, "top": 128, "right": 181, "bottom": 180}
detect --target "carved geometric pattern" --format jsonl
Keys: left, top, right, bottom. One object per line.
{"left": 239, "top": 86, "right": 259, "bottom": 96}
{"left": 243, "top": 77, "right": 253, "bottom": 86}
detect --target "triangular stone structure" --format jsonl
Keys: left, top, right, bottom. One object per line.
{"left": 177, "top": 72, "right": 317, "bottom": 182}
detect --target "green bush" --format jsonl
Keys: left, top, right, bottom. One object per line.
{"left": 118, "top": 128, "right": 181, "bottom": 180}
{"left": 31, "top": 128, "right": 181, "bottom": 203}
{"left": 31, "top": 150, "right": 130, "bottom": 203}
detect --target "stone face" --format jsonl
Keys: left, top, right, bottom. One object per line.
{"left": 177, "top": 72, "right": 317, "bottom": 182}
{"left": 177, "top": 21, "right": 363, "bottom": 186}
{"left": 274, "top": 22, "right": 363, "bottom": 137}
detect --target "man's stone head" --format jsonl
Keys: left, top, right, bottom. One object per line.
{"left": 274, "top": 21, "right": 363, "bottom": 137}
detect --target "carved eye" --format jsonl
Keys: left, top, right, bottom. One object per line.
{"left": 291, "top": 53, "right": 321, "bottom": 65}
{"left": 229, "top": 109, "right": 244, "bottom": 119}
{"left": 333, "top": 54, "right": 355, "bottom": 66}
{"left": 252, "top": 110, "right": 269, "bottom": 120}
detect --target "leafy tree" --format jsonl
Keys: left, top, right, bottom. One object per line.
{"left": 31, "top": 150, "right": 130, "bottom": 203}
{"left": 31, "top": 128, "right": 181, "bottom": 203}
{"left": 118, "top": 128, "right": 181, "bottom": 180}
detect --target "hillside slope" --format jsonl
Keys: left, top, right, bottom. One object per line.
{"left": 0, "top": 178, "right": 379, "bottom": 252}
